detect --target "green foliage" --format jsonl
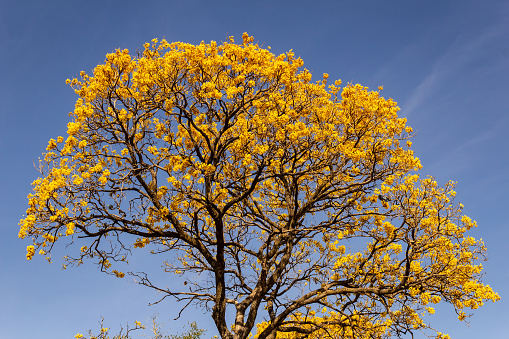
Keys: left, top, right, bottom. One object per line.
{"left": 76, "top": 316, "right": 206, "bottom": 339}
{"left": 168, "top": 322, "right": 206, "bottom": 339}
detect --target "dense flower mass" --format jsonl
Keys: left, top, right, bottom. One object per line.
{"left": 20, "top": 33, "right": 498, "bottom": 339}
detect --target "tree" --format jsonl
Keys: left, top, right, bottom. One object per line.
{"left": 19, "top": 33, "right": 499, "bottom": 339}
{"left": 168, "top": 321, "right": 206, "bottom": 339}
{"left": 75, "top": 316, "right": 205, "bottom": 339}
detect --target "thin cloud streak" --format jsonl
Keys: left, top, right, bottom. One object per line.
{"left": 403, "top": 22, "right": 508, "bottom": 116}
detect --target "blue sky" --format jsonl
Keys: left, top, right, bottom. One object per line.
{"left": 1, "top": 1, "right": 508, "bottom": 338}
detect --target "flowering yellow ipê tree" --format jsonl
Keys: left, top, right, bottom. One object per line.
{"left": 19, "top": 33, "right": 499, "bottom": 339}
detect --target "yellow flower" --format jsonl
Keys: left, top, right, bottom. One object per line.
{"left": 26, "top": 245, "right": 35, "bottom": 260}
{"left": 67, "top": 122, "right": 81, "bottom": 136}
{"left": 46, "top": 139, "right": 57, "bottom": 150}
{"left": 112, "top": 270, "right": 125, "bottom": 278}
{"left": 65, "top": 222, "right": 75, "bottom": 236}
{"left": 73, "top": 175, "right": 84, "bottom": 185}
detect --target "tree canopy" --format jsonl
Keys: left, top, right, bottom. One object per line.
{"left": 19, "top": 33, "right": 499, "bottom": 339}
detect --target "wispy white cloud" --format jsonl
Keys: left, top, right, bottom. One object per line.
{"left": 421, "top": 111, "right": 509, "bottom": 183}
{"left": 403, "top": 68, "right": 438, "bottom": 116}
{"left": 403, "top": 21, "right": 508, "bottom": 116}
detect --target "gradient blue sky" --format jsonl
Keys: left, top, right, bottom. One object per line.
{"left": 1, "top": 1, "right": 508, "bottom": 338}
